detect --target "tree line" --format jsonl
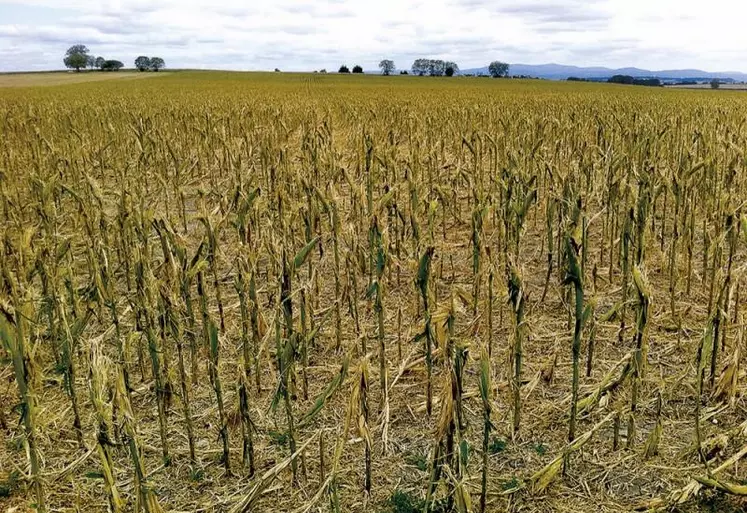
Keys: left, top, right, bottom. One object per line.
{"left": 66, "top": 44, "right": 521, "bottom": 79}
{"left": 332, "top": 59, "right": 510, "bottom": 77}
{"left": 135, "top": 56, "right": 166, "bottom": 72}
{"left": 411, "top": 59, "right": 460, "bottom": 76}
{"left": 64, "top": 45, "right": 122, "bottom": 71}
{"left": 63, "top": 45, "right": 165, "bottom": 72}
{"left": 608, "top": 75, "right": 661, "bottom": 87}
{"left": 375, "top": 59, "right": 510, "bottom": 77}
{"left": 337, "top": 64, "right": 364, "bottom": 74}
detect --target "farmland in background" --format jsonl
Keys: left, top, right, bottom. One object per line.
{"left": 0, "top": 71, "right": 167, "bottom": 88}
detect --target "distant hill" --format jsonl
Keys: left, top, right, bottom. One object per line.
{"left": 462, "top": 63, "right": 747, "bottom": 82}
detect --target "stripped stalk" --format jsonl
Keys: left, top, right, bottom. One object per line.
{"left": 478, "top": 348, "right": 492, "bottom": 513}
{"left": 208, "top": 320, "right": 230, "bottom": 471}
{"left": 199, "top": 215, "right": 226, "bottom": 331}
{"left": 57, "top": 301, "right": 89, "bottom": 447}
{"left": 628, "top": 266, "right": 651, "bottom": 449}
{"left": 416, "top": 246, "right": 435, "bottom": 416}
{"left": 161, "top": 288, "right": 196, "bottom": 463}
{"left": 619, "top": 208, "right": 633, "bottom": 343}
{"left": 368, "top": 215, "right": 388, "bottom": 409}
{"left": 563, "top": 198, "right": 587, "bottom": 471}
{"left": 508, "top": 264, "right": 526, "bottom": 435}
{"left": 88, "top": 341, "right": 124, "bottom": 512}
{"left": 235, "top": 256, "right": 255, "bottom": 473}
{"left": 135, "top": 254, "right": 170, "bottom": 464}
{"left": 1, "top": 292, "right": 46, "bottom": 513}
{"left": 114, "top": 365, "right": 165, "bottom": 513}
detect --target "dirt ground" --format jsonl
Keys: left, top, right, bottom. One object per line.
{"left": 1, "top": 71, "right": 746, "bottom": 513}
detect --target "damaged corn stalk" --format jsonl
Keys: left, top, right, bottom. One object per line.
{"left": 367, "top": 215, "right": 388, "bottom": 409}
{"left": 628, "top": 265, "right": 651, "bottom": 449}
{"left": 478, "top": 347, "right": 493, "bottom": 513}
{"left": 507, "top": 263, "right": 526, "bottom": 435}
{"left": 88, "top": 340, "right": 124, "bottom": 512}
{"left": 1, "top": 291, "right": 46, "bottom": 513}
{"left": 416, "top": 246, "right": 436, "bottom": 417}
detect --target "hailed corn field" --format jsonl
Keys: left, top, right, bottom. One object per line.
{"left": 2, "top": 71, "right": 747, "bottom": 512}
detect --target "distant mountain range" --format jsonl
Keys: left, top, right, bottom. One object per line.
{"left": 461, "top": 63, "right": 747, "bottom": 82}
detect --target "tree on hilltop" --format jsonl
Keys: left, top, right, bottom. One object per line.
{"left": 379, "top": 59, "right": 395, "bottom": 75}
{"left": 63, "top": 44, "right": 89, "bottom": 72}
{"left": 411, "top": 59, "right": 460, "bottom": 77}
{"left": 101, "top": 60, "right": 124, "bottom": 71}
{"left": 135, "top": 56, "right": 151, "bottom": 71}
{"left": 150, "top": 57, "right": 165, "bottom": 71}
{"left": 488, "top": 61, "right": 509, "bottom": 78}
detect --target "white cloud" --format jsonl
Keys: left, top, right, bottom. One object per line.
{"left": 0, "top": 0, "right": 746, "bottom": 72}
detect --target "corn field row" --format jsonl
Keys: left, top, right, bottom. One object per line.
{"left": 1, "top": 73, "right": 746, "bottom": 512}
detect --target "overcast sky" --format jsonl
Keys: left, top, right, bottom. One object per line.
{"left": 1, "top": 0, "right": 745, "bottom": 72}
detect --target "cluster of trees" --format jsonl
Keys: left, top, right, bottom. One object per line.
{"left": 134, "top": 56, "right": 166, "bottom": 72}
{"left": 64, "top": 45, "right": 124, "bottom": 72}
{"left": 608, "top": 75, "right": 662, "bottom": 87}
{"left": 488, "top": 61, "right": 510, "bottom": 78}
{"left": 411, "top": 59, "right": 459, "bottom": 76}
{"left": 373, "top": 59, "right": 508, "bottom": 78}
{"left": 99, "top": 60, "right": 124, "bottom": 71}
{"left": 379, "top": 59, "right": 395, "bottom": 75}
{"left": 63, "top": 45, "right": 165, "bottom": 73}
{"left": 338, "top": 65, "right": 363, "bottom": 74}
